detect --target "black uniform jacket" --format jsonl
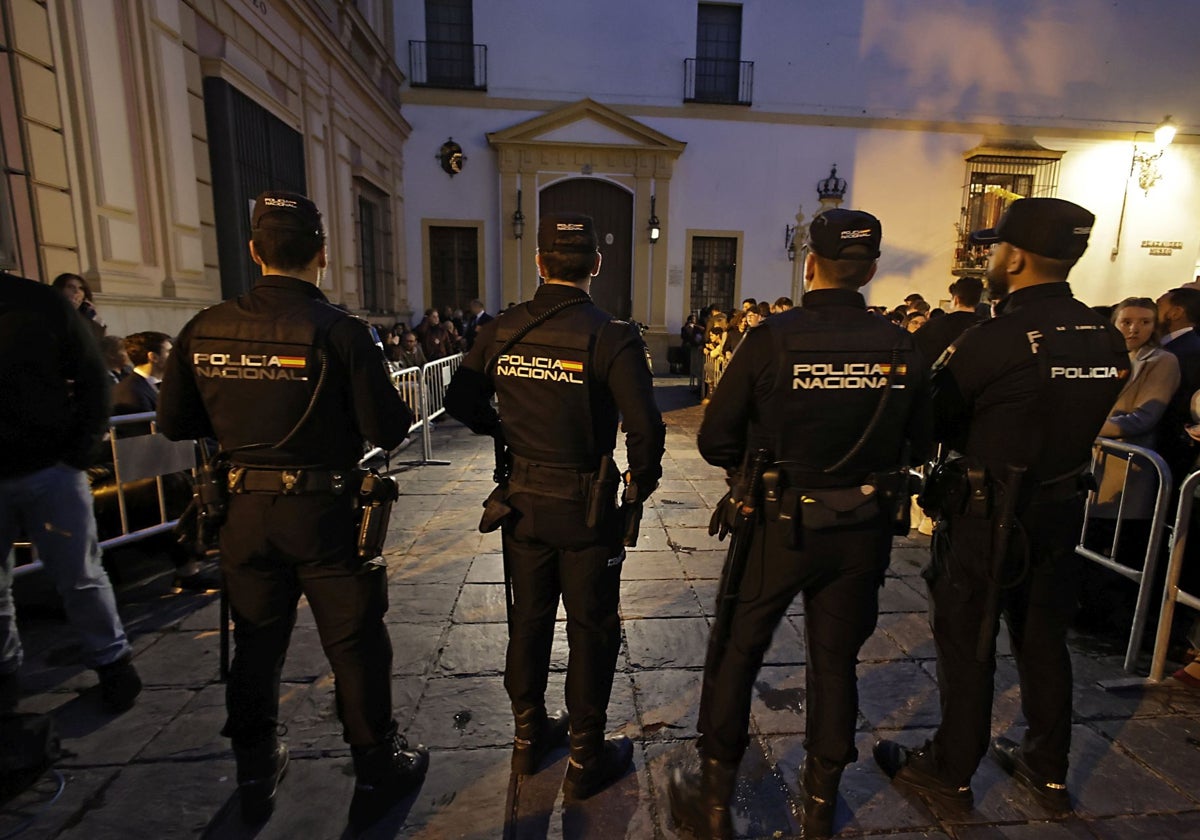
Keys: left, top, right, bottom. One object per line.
{"left": 0, "top": 273, "right": 111, "bottom": 476}
{"left": 915, "top": 310, "right": 983, "bottom": 367}
{"left": 932, "top": 281, "right": 1129, "bottom": 482}
{"left": 158, "top": 275, "right": 412, "bottom": 468}
{"left": 444, "top": 283, "right": 665, "bottom": 487}
{"left": 698, "top": 287, "right": 932, "bottom": 483}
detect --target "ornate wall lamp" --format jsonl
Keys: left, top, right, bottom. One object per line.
{"left": 512, "top": 189, "right": 525, "bottom": 239}
{"left": 1132, "top": 115, "right": 1176, "bottom": 194}
{"left": 785, "top": 224, "right": 796, "bottom": 261}
{"left": 648, "top": 195, "right": 660, "bottom": 243}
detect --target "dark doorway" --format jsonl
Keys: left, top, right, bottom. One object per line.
{"left": 428, "top": 225, "right": 479, "bottom": 313}
{"left": 539, "top": 179, "right": 633, "bottom": 320}
{"left": 203, "top": 78, "right": 306, "bottom": 298}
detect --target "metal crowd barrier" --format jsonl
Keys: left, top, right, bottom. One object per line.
{"left": 12, "top": 412, "right": 197, "bottom": 579}
{"left": 1149, "top": 468, "right": 1200, "bottom": 683}
{"left": 363, "top": 354, "right": 463, "bottom": 470}
{"left": 1077, "top": 439, "right": 1173, "bottom": 672}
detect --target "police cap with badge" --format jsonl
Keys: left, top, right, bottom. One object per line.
{"left": 252, "top": 190, "right": 324, "bottom": 237}
{"left": 807, "top": 209, "right": 882, "bottom": 261}
{"left": 537, "top": 213, "right": 599, "bottom": 254}
{"left": 970, "top": 197, "right": 1093, "bottom": 260}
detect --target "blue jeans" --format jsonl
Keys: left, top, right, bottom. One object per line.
{"left": 0, "top": 463, "right": 131, "bottom": 674}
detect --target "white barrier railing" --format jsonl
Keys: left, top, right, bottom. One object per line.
{"left": 1149, "top": 468, "right": 1200, "bottom": 683}
{"left": 1077, "top": 439, "right": 1173, "bottom": 672}
{"left": 12, "top": 412, "right": 197, "bottom": 579}
{"left": 364, "top": 354, "right": 463, "bottom": 471}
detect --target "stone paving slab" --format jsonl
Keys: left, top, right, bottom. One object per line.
{"left": 5, "top": 379, "right": 1200, "bottom": 838}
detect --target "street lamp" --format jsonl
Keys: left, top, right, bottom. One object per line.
{"left": 648, "top": 195, "right": 660, "bottom": 244}
{"left": 512, "top": 189, "right": 525, "bottom": 240}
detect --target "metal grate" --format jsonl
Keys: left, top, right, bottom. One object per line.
{"left": 953, "top": 144, "right": 1063, "bottom": 276}
{"left": 691, "top": 236, "right": 738, "bottom": 316}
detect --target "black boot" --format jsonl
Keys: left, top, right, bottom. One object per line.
{"left": 561, "top": 730, "right": 633, "bottom": 800}
{"left": 95, "top": 653, "right": 142, "bottom": 713}
{"left": 667, "top": 754, "right": 737, "bottom": 840}
{"left": 800, "top": 755, "right": 842, "bottom": 839}
{"left": 234, "top": 737, "right": 289, "bottom": 823}
{"left": 349, "top": 726, "right": 429, "bottom": 834}
{"left": 512, "top": 707, "right": 570, "bottom": 775}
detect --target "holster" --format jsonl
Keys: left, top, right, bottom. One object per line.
{"left": 585, "top": 455, "right": 621, "bottom": 529}
{"left": 191, "top": 459, "right": 230, "bottom": 552}
{"left": 355, "top": 471, "right": 398, "bottom": 565}
{"left": 479, "top": 484, "right": 514, "bottom": 533}
{"left": 919, "top": 453, "right": 987, "bottom": 520}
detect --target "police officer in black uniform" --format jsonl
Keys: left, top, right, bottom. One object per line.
{"left": 444, "top": 213, "right": 665, "bottom": 799}
{"left": 158, "top": 191, "right": 427, "bottom": 831}
{"left": 874, "top": 198, "right": 1129, "bottom": 815}
{"left": 669, "top": 210, "right": 931, "bottom": 840}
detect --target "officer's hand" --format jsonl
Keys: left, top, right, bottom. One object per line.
{"left": 627, "top": 475, "right": 657, "bottom": 503}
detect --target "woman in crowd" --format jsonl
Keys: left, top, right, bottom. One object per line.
{"left": 52, "top": 272, "right": 106, "bottom": 339}
{"left": 1080, "top": 296, "right": 1180, "bottom": 633}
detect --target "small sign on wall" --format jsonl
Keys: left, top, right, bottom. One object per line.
{"left": 1141, "top": 240, "right": 1183, "bottom": 256}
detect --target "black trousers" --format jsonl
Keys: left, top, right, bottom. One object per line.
{"left": 502, "top": 489, "right": 623, "bottom": 737}
{"left": 926, "top": 496, "right": 1082, "bottom": 786}
{"left": 219, "top": 492, "right": 394, "bottom": 749}
{"left": 697, "top": 513, "right": 892, "bottom": 766}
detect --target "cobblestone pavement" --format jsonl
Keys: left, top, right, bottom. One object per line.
{"left": 4, "top": 378, "right": 1200, "bottom": 839}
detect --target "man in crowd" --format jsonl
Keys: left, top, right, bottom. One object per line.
{"left": 445, "top": 213, "right": 665, "bottom": 801}
{"left": 1155, "top": 286, "right": 1200, "bottom": 484}
{"left": 874, "top": 198, "right": 1128, "bottom": 816}
{"left": 111, "top": 331, "right": 172, "bottom": 416}
{"left": 913, "top": 276, "right": 985, "bottom": 365}
{"left": 462, "top": 298, "right": 493, "bottom": 351}
{"left": 159, "top": 191, "right": 425, "bottom": 830}
{"left": 670, "top": 209, "right": 930, "bottom": 839}
{"left": 0, "top": 271, "right": 142, "bottom": 715}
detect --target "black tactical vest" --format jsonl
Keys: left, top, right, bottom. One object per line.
{"left": 491, "top": 305, "right": 608, "bottom": 468}
{"left": 186, "top": 302, "right": 342, "bottom": 459}
{"left": 767, "top": 307, "right": 920, "bottom": 481}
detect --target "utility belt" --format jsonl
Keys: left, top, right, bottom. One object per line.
{"left": 188, "top": 461, "right": 397, "bottom": 567}
{"left": 507, "top": 455, "right": 598, "bottom": 501}
{"left": 227, "top": 466, "right": 359, "bottom": 495}
{"left": 919, "top": 453, "right": 1092, "bottom": 521}
{"left": 713, "top": 462, "right": 913, "bottom": 544}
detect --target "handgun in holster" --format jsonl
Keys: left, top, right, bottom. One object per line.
{"left": 620, "top": 471, "right": 643, "bottom": 547}
{"left": 586, "top": 455, "right": 621, "bottom": 529}
{"left": 479, "top": 435, "right": 514, "bottom": 534}
{"left": 356, "top": 470, "right": 399, "bottom": 565}
{"left": 192, "top": 457, "right": 230, "bottom": 553}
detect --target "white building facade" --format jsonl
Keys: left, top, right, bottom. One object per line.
{"left": 395, "top": 0, "right": 1200, "bottom": 365}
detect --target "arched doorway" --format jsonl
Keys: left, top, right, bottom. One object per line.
{"left": 540, "top": 179, "right": 633, "bottom": 321}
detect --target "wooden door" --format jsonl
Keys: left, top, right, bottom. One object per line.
{"left": 539, "top": 179, "right": 633, "bottom": 321}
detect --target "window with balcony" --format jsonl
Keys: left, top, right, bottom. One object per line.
{"left": 952, "top": 142, "right": 1064, "bottom": 276}
{"left": 686, "top": 4, "right": 752, "bottom": 106}
{"left": 411, "top": 0, "right": 487, "bottom": 90}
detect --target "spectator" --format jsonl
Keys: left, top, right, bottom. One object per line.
{"left": 1080, "top": 297, "right": 1180, "bottom": 634}
{"left": 1155, "top": 287, "right": 1200, "bottom": 484}
{"left": 677, "top": 313, "right": 704, "bottom": 375}
{"left": 442, "top": 317, "right": 467, "bottom": 354}
{"left": 772, "top": 296, "right": 793, "bottom": 313}
{"left": 463, "top": 299, "right": 493, "bottom": 350}
{"left": 100, "top": 334, "right": 132, "bottom": 384}
{"left": 52, "top": 272, "right": 106, "bottom": 339}
{"left": 741, "top": 297, "right": 757, "bottom": 312}
{"left": 0, "top": 271, "right": 141, "bottom": 714}
{"left": 112, "top": 331, "right": 172, "bottom": 416}
{"left": 914, "top": 276, "right": 985, "bottom": 364}
{"left": 413, "top": 308, "right": 448, "bottom": 361}
{"left": 723, "top": 310, "right": 748, "bottom": 357}
{"left": 902, "top": 312, "right": 928, "bottom": 333}
{"left": 442, "top": 305, "right": 464, "bottom": 337}
{"left": 395, "top": 331, "right": 428, "bottom": 369}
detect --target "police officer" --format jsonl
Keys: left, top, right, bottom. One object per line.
{"left": 158, "top": 191, "right": 426, "bottom": 831}
{"left": 670, "top": 210, "right": 931, "bottom": 840}
{"left": 873, "top": 198, "right": 1129, "bottom": 815}
{"left": 444, "top": 213, "right": 665, "bottom": 799}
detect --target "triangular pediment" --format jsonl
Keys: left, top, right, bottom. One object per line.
{"left": 488, "top": 99, "right": 685, "bottom": 152}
